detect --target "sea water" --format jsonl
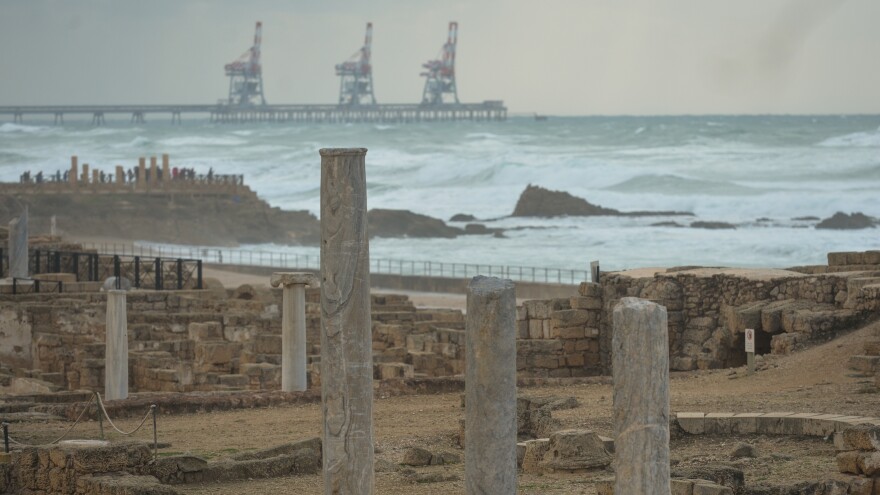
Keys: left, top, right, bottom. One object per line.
{"left": 1, "top": 115, "right": 878, "bottom": 271}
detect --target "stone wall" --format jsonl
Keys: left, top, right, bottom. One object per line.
{"left": 514, "top": 287, "right": 602, "bottom": 378}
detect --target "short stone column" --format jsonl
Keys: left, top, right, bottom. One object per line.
{"left": 161, "top": 154, "right": 170, "bottom": 183}
{"left": 612, "top": 297, "right": 670, "bottom": 494}
{"left": 105, "top": 289, "right": 129, "bottom": 401}
{"left": 319, "top": 148, "right": 374, "bottom": 494}
{"left": 465, "top": 276, "right": 517, "bottom": 494}
{"left": 69, "top": 156, "right": 78, "bottom": 186}
{"left": 149, "top": 156, "right": 158, "bottom": 184}
{"left": 7, "top": 208, "right": 28, "bottom": 279}
{"left": 81, "top": 163, "right": 90, "bottom": 184}
{"left": 270, "top": 272, "right": 318, "bottom": 392}
{"left": 137, "top": 158, "right": 146, "bottom": 184}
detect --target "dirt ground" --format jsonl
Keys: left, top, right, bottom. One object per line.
{"left": 13, "top": 318, "right": 879, "bottom": 494}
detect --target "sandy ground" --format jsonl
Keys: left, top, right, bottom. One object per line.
{"left": 13, "top": 320, "right": 879, "bottom": 494}
{"left": 203, "top": 266, "right": 473, "bottom": 311}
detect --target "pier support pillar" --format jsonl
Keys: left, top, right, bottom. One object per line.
{"left": 319, "top": 148, "right": 374, "bottom": 494}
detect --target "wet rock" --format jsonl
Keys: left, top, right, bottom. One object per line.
{"left": 449, "top": 213, "right": 476, "bottom": 222}
{"left": 691, "top": 221, "right": 737, "bottom": 230}
{"left": 651, "top": 221, "right": 684, "bottom": 227}
{"left": 512, "top": 185, "right": 620, "bottom": 217}
{"left": 368, "top": 209, "right": 463, "bottom": 238}
{"left": 816, "top": 212, "right": 877, "bottom": 230}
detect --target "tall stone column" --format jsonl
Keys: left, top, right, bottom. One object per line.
{"left": 81, "top": 163, "right": 90, "bottom": 184}
{"left": 270, "top": 272, "right": 318, "bottom": 392}
{"left": 137, "top": 157, "right": 146, "bottom": 185}
{"left": 465, "top": 276, "right": 517, "bottom": 494}
{"left": 319, "top": 148, "right": 374, "bottom": 494}
{"left": 612, "top": 297, "right": 670, "bottom": 494}
{"left": 7, "top": 208, "right": 28, "bottom": 279}
{"left": 105, "top": 289, "right": 129, "bottom": 401}
{"left": 115, "top": 165, "right": 125, "bottom": 184}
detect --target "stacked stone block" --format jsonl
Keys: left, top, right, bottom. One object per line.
{"left": 515, "top": 284, "right": 603, "bottom": 378}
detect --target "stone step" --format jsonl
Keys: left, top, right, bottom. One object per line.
{"left": 848, "top": 355, "right": 880, "bottom": 374}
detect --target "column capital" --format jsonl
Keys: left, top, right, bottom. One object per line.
{"left": 270, "top": 272, "right": 319, "bottom": 288}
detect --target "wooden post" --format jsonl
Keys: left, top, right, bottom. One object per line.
{"left": 613, "top": 298, "right": 670, "bottom": 494}
{"left": 465, "top": 276, "right": 517, "bottom": 494}
{"left": 319, "top": 148, "right": 374, "bottom": 494}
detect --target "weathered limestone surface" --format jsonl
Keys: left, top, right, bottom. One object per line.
{"left": 7, "top": 208, "right": 28, "bottom": 279}
{"left": 465, "top": 276, "right": 517, "bottom": 494}
{"left": 105, "top": 290, "right": 128, "bottom": 400}
{"left": 270, "top": 272, "right": 318, "bottom": 392}
{"left": 319, "top": 148, "right": 374, "bottom": 494}
{"left": 613, "top": 297, "right": 670, "bottom": 494}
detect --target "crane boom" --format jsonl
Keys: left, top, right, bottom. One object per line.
{"left": 335, "top": 23, "right": 377, "bottom": 105}
{"left": 224, "top": 22, "right": 266, "bottom": 106}
{"left": 420, "top": 22, "right": 459, "bottom": 105}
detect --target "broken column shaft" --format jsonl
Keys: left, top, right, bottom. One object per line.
{"left": 612, "top": 297, "right": 670, "bottom": 494}
{"left": 319, "top": 148, "right": 374, "bottom": 494}
{"left": 465, "top": 276, "right": 517, "bottom": 494}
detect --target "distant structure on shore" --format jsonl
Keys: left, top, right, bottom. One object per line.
{"left": 0, "top": 21, "right": 506, "bottom": 125}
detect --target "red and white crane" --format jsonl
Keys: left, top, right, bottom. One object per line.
{"left": 421, "top": 22, "right": 459, "bottom": 105}
{"left": 224, "top": 22, "right": 266, "bottom": 106}
{"left": 335, "top": 22, "right": 376, "bottom": 106}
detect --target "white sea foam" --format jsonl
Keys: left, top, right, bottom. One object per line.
{"left": 2, "top": 115, "right": 879, "bottom": 269}
{"left": 818, "top": 127, "right": 880, "bottom": 147}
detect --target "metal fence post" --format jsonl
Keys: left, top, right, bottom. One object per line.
{"left": 154, "top": 258, "right": 162, "bottom": 290}
{"left": 134, "top": 257, "right": 141, "bottom": 288}
{"left": 197, "top": 260, "right": 203, "bottom": 289}
{"left": 176, "top": 259, "right": 183, "bottom": 290}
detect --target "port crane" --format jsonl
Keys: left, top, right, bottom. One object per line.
{"left": 224, "top": 22, "right": 266, "bottom": 106}
{"left": 421, "top": 22, "right": 459, "bottom": 105}
{"left": 335, "top": 23, "right": 376, "bottom": 106}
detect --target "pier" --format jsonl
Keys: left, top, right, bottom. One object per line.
{"left": 0, "top": 101, "right": 507, "bottom": 125}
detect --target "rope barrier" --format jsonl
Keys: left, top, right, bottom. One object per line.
{"left": 94, "top": 392, "right": 152, "bottom": 436}
{"left": 5, "top": 392, "right": 158, "bottom": 450}
{"left": 7, "top": 394, "right": 95, "bottom": 448}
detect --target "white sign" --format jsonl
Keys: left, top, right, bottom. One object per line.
{"left": 744, "top": 328, "right": 755, "bottom": 353}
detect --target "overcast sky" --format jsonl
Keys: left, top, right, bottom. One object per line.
{"left": 1, "top": 0, "right": 878, "bottom": 115}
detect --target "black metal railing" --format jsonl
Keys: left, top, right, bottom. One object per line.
{"left": 8, "top": 278, "right": 63, "bottom": 295}
{"left": 24, "top": 250, "right": 203, "bottom": 291}
{"left": 81, "top": 242, "right": 588, "bottom": 285}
